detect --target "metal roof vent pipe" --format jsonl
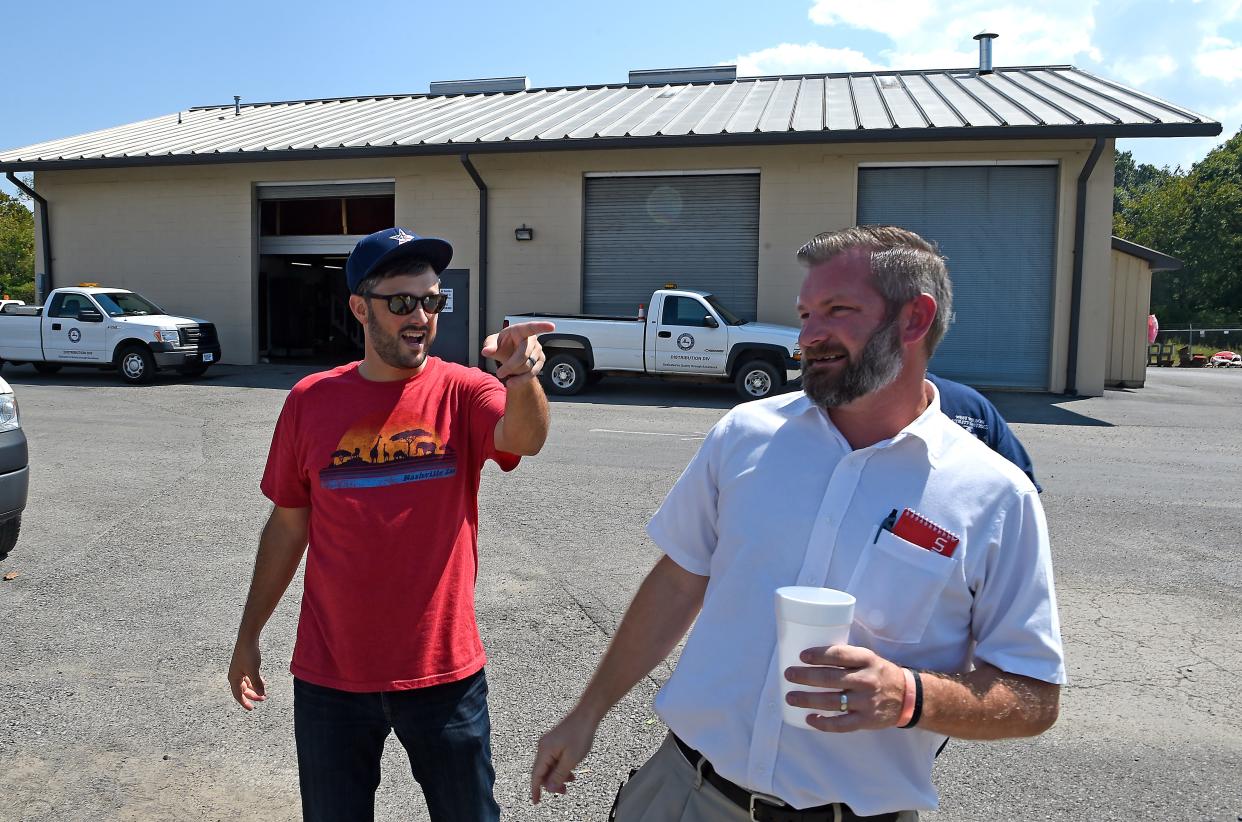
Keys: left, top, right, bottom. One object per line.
{"left": 234, "top": 95, "right": 241, "bottom": 116}
{"left": 974, "top": 32, "right": 998, "bottom": 74}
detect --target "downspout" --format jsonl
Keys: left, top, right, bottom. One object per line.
{"left": 459, "top": 154, "right": 488, "bottom": 364}
{"left": 1064, "top": 137, "right": 1105, "bottom": 396}
{"left": 6, "top": 172, "right": 52, "bottom": 301}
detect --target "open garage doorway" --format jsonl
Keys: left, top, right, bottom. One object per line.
{"left": 258, "top": 255, "right": 361, "bottom": 361}
{"left": 257, "top": 256, "right": 473, "bottom": 365}
{"left": 256, "top": 180, "right": 394, "bottom": 363}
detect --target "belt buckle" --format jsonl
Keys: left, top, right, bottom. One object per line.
{"left": 749, "top": 792, "right": 787, "bottom": 821}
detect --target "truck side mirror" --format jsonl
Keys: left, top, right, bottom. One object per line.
{"left": 77, "top": 309, "right": 104, "bottom": 323}
{"left": 704, "top": 315, "right": 719, "bottom": 329}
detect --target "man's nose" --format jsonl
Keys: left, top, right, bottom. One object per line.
{"left": 799, "top": 316, "right": 827, "bottom": 349}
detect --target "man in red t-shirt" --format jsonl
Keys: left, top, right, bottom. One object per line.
{"left": 228, "top": 227, "right": 553, "bottom": 821}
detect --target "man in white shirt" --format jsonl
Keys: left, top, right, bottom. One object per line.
{"left": 530, "top": 226, "right": 1065, "bottom": 821}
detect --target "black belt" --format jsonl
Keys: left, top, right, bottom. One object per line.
{"left": 672, "top": 735, "right": 900, "bottom": 822}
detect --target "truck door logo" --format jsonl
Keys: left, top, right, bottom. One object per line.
{"left": 677, "top": 333, "right": 695, "bottom": 351}
{"left": 68, "top": 328, "right": 81, "bottom": 343}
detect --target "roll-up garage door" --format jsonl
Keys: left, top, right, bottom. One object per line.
{"left": 257, "top": 181, "right": 396, "bottom": 255}
{"left": 256, "top": 182, "right": 395, "bottom": 200}
{"left": 857, "top": 166, "right": 1057, "bottom": 389}
{"left": 583, "top": 174, "right": 759, "bottom": 319}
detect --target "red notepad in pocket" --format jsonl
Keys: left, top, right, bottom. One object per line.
{"left": 892, "top": 508, "right": 960, "bottom": 558}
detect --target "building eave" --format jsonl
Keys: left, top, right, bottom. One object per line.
{"left": 1, "top": 121, "right": 1223, "bottom": 173}
{"left": 1112, "top": 235, "right": 1183, "bottom": 271}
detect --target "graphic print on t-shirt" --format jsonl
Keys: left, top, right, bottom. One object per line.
{"left": 951, "top": 413, "right": 988, "bottom": 438}
{"left": 318, "top": 409, "right": 456, "bottom": 490}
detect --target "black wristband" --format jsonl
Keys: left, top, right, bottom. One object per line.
{"left": 899, "top": 669, "right": 923, "bottom": 729}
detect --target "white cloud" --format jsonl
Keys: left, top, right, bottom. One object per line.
{"left": 731, "top": 42, "right": 880, "bottom": 76}
{"left": 1206, "top": 97, "right": 1242, "bottom": 123}
{"left": 1110, "top": 54, "right": 1179, "bottom": 87}
{"left": 804, "top": 0, "right": 1100, "bottom": 66}
{"left": 808, "top": 0, "right": 938, "bottom": 38}
{"left": 1189, "top": 0, "right": 1242, "bottom": 23}
{"left": 732, "top": 0, "right": 1240, "bottom": 169}
{"left": 879, "top": 46, "right": 977, "bottom": 72}
{"left": 1194, "top": 36, "right": 1242, "bottom": 82}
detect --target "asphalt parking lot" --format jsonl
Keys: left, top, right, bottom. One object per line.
{"left": 0, "top": 364, "right": 1239, "bottom": 821}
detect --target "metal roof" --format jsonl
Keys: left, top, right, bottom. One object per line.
{"left": 1112, "top": 236, "right": 1183, "bottom": 271}
{"left": 0, "top": 66, "right": 1222, "bottom": 171}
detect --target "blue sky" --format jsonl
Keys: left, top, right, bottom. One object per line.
{"left": 3, "top": 0, "right": 1240, "bottom": 199}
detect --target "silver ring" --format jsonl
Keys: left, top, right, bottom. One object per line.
{"left": 839, "top": 692, "right": 849, "bottom": 713}
{"left": 526, "top": 355, "right": 537, "bottom": 368}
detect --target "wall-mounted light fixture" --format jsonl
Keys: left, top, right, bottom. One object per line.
{"left": 514, "top": 224, "right": 534, "bottom": 241}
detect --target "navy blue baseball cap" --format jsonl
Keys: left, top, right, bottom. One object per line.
{"left": 345, "top": 227, "right": 453, "bottom": 293}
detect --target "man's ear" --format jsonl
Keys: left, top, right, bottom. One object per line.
{"left": 900, "top": 294, "right": 937, "bottom": 347}
{"left": 348, "top": 294, "right": 368, "bottom": 325}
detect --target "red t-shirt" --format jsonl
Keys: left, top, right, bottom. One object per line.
{"left": 260, "top": 357, "right": 519, "bottom": 692}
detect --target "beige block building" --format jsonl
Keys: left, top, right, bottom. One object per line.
{"left": 1107, "top": 237, "right": 1182, "bottom": 388}
{"left": 2, "top": 64, "right": 1221, "bottom": 395}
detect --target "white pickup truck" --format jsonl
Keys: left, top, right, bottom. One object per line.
{"left": 506, "top": 288, "right": 801, "bottom": 400}
{"left": 0, "top": 285, "right": 222, "bottom": 384}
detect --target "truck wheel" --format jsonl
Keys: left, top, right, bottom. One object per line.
{"left": 543, "top": 354, "right": 588, "bottom": 396}
{"left": 118, "top": 345, "right": 156, "bottom": 385}
{"left": 0, "top": 516, "right": 19, "bottom": 561}
{"left": 735, "top": 360, "right": 780, "bottom": 401}
{"left": 177, "top": 364, "right": 210, "bottom": 378}
{"left": 33, "top": 362, "right": 62, "bottom": 375}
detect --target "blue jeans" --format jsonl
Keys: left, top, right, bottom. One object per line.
{"left": 293, "top": 669, "right": 500, "bottom": 822}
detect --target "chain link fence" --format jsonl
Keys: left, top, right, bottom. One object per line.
{"left": 1150, "top": 327, "right": 1242, "bottom": 366}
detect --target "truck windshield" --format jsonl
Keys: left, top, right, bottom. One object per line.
{"left": 704, "top": 295, "right": 746, "bottom": 325}
{"left": 94, "top": 292, "right": 163, "bottom": 317}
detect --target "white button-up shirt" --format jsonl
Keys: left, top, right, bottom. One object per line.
{"left": 647, "top": 385, "right": 1065, "bottom": 815}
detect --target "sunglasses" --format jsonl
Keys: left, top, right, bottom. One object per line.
{"left": 363, "top": 291, "right": 449, "bottom": 316}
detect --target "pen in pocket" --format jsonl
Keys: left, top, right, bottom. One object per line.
{"left": 874, "top": 508, "right": 898, "bottom": 544}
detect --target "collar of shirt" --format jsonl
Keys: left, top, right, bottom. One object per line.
{"left": 779, "top": 380, "right": 945, "bottom": 468}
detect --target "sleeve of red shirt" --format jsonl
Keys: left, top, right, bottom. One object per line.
{"left": 469, "top": 370, "right": 521, "bottom": 472}
{"left": 260, "top": 390, "right": 312, "bottom": 508}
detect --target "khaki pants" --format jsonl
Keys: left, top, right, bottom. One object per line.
{"left": 610, "top": 734, "right": 918, "bottom": 822}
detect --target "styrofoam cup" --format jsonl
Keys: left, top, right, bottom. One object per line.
{"left": 775, "top": 586, "right": 855, "bottom": 728}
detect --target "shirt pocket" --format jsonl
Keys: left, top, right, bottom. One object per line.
{"left": 846, "top": 529, "right": 958, "bottom": 644}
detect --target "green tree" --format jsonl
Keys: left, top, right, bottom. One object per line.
{"left": 1113, "top": 149, "right": 1174, "bottom": 225}
{"left": 0, "top": 176, "right": 36, "bottom": 303}
{"left": 1114, "top": 131, "right": 1242, "bottom": 327}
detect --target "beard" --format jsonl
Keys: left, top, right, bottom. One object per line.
{"left": 366, "top": 310, "right": 435, "bottom": 372}
{"left": 801, "top": 315, "right": 904, "bottom": 409}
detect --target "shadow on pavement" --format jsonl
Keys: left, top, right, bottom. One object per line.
{"left": 176, "top": 364, "right": 324, "bottom": 390}
{"left": 0, "top": 363, "right": 323, "bottom": 392}
{"left": 545, "top": 376, "right": 792, "bottom": 411}
{"left": 557, "top": 378, "right": 1120, "bottom": 422}
{"left": 981, "top": 390, "right": 1113, "bottom": 427}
